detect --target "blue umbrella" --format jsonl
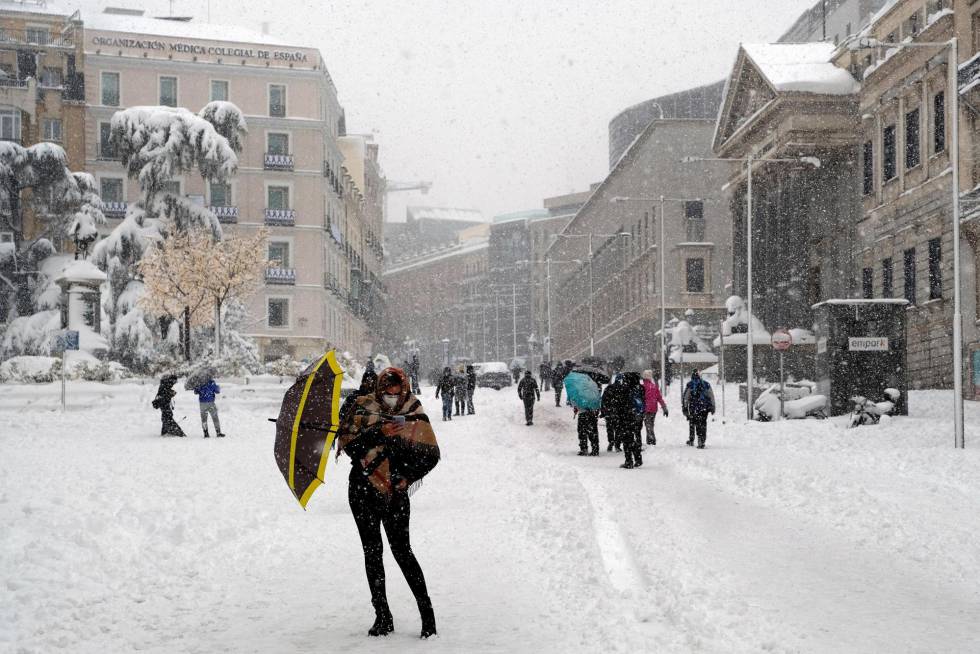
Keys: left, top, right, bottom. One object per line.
{"left": 564, "top": 372, "right": 601, "bottom": 410}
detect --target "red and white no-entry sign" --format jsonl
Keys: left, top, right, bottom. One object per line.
{"left": 772, "top": 329, "right": 793, "bottom": 352}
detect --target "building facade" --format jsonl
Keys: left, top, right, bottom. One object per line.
{"left": 0, "top": 0, "right": 85, "bottom": 246}
{"left": 81, "top": 8, "right": 381, "bottom": 361}
{"left": 549, "top": 119, "right": 732, "bottom": 366}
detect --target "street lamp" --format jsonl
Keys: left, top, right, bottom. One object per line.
{"left": 611, "top": 194, "right": 707, "bottom": 394}
{"left": 552, "top": 232, "right": 632, "bottom": 356}
{"left": 682, "top": 154, "right": 820, "bottom": 419}
{"left": 848, "top": 36, "right": 964, "bottom": 447}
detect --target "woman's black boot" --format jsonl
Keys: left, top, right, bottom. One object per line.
{"left": 419, "top": 604, "right": 437, "bottom": 639}
{"left": 368, "top": 606, "right": 394, "bottom": 637}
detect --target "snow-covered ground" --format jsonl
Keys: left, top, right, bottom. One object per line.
{"left": 3, "top": 379, "right": 980, "bottom": 652}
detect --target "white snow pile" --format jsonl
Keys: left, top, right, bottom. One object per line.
{"left": 714, "top": 295, "right": 771, "bottom": 346}
{"left": 668, "top": 319, "right": 718, "bottom": 363}
{"left": 742, "top": 42, "right": 861, "bottom": 95}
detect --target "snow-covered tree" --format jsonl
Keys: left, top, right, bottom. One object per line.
{"left": 93, "top": 102, "right": 247, "bottom": 365}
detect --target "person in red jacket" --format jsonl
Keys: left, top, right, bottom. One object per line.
{"left": 641, "top": 369, "right": 668, "bottom": 445}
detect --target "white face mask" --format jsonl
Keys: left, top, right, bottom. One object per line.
{"left": 383, "top": 394, "right": 399, "bottom": 409}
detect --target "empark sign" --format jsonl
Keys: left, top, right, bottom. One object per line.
{"left": 91, "top": 36, "right": 309, "bottom": 62}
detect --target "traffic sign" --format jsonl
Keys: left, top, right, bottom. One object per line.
{"left": 772, "top": 329, "right": 792, "bottom": 352}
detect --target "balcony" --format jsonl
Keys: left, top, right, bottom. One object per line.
{"left": 264, "top": 153, "right": 294, "bottom": 171}
{"left": 264, "top": 208, "right": 295, "bottom": 227}
{"left": 209, "top": 205, "right": 239, "bottom": 224}
{"left": 102, "top": 202, "right": 128, "bottom": 219}
{"left": 266, "top": 267, "right": 296, "bottom": 285}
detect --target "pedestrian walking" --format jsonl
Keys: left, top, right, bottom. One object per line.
{"left": 563, "top": 360, "right": 574, "bottom": 405}
{"left": 517, "top": 370, "right": 540, "bottom": 425}
{"left": 453, "top": 366, "right": 467, "bottom": 416}
{"left": 511, "top": 362, "right": 522, "bottom": 384}
{"left": 682, "top": 370, "right": 715, "bottom": 449}
{"left": 575, "top": 407, "right": 600, "bottom": 456}
{"left": 193, "top": 375, "right": 225, "bottom": 438}
{"left": 641, "top": 369, "right": 668, "bottom": 445}
{"left": 409, "top": 354, "right": 421, "bottom": 395}
{"left": 552, "top": 361, "right": 566, "bottom": 407}
{"left": 602, "top": 373, "right": 644, "bottom": 468}
{"left": 152, "top": 374, "right": 185, "bottom": 437}
{"left": 465, "top": 365, "right": 477, "bottom": 415}
{"left": 434, "top": 367, "right": 455, "bottom": 421}
{"left": 337, "top": 367, "right": 439, "bottom": 639}
{"left": 539, "top": 360, "right": 552, "bottom": 392}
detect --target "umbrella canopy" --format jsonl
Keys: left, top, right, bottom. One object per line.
{"left": 184, "top": 365, "right": 217, "bottom": 391}
{"left": 571, "top": 364, "right": 610, "bottom": 386}
{"left": 274, "top": 350, "right": 345, "bottom": 509}
{"left": 564, "top": 372, "right": 601, "bottom": 410}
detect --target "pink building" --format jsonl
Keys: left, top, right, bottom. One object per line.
{"left": 83, "top": 8, "right": 382, "bottom": 361}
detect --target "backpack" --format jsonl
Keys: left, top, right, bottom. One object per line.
{"left": 687, "top": 379, "right": 711, "bottom": 414}
{"left": 630, "top": 385, "right": 645, "bottom": 415}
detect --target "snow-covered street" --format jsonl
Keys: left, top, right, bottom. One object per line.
{"left": 3, "top": 380, "right": 980, "bottom": 653}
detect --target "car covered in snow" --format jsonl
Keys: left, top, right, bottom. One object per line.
{"left": 474, "top": 361, "right": 512, "bottom": 389}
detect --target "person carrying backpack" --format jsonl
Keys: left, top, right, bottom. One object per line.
{"left": 682, "top": 370, "right": 715, "bottom": 449}
{"left": 517, "top": 370, "right": 540, "bottom": 425}
{"left": 152, "top": 374, "right": 185, "bottom": 437}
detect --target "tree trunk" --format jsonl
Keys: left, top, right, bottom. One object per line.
{"left": 215, "top": 299, "right": 222, "bottom": 357}
{"left": 183, "top": 306, "right": 191, "bottom": 361}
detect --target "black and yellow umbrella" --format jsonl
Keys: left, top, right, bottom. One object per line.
{"left": 273, "top": 350, "right": 345, "bottom": 509}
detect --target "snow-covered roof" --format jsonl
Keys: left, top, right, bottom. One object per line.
{"left": 406, "top": 207, "right": 486, "bottom": 224}
{"left": 669, "top": 352, "right": 718, "bottom": 364}
{"left": 384, "top": 239, "right": 488, "bottom": 275}
{"left": 811, "top": 299, "right": 910, "bottom": 308}
{"left": 55, "top": 260, "right": 107, "bottom": 284}
{"left": 742, "top": 43, "right": 860, "bottom": 95}
{"left": 493, "top": 209, "right": 549, "bottom": 225}
{"left": 84, "top": 12, "right": 310, "bottom": 50}
{"left": 0, "top": 1, "right": 71, "bottom": 17}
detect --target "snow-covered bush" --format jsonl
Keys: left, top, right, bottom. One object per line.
{"left": 0, "top": 356, "right": 59, "bottom": 383}
{"left": 265, "top": 356, "right": 305, "bottom": 378}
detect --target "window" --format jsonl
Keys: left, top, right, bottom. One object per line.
{"left": 685, "top": 200, "right": 705, "bottom": 242}
{"left": 862, "top": 267, "right": 874, "bottom": 299}
{"left": 928, "top": 237, "right": 942, "bottom": 300}
{"left": 25, "top": 27, "right": 48, "bottom": 45}
{"left": 268, "top": 298, "right": 289, "bottom": 328}
{"left": 267, "top": 132, "right": 289, "bottom": 155}
{"left": 905, "top": 10, "right": 920, "bottom": 38}
{"left": 904, "top": 248, "right": 917, "bottom": 304}
{"left": 269, "top": 241, "right": 290, "bottom": 268}
{"left": 882, "top": 257, "right": 893, "bottom": 297}
{"left": 42, "top": 118, "right": 62, "bottom": 142}
{"left": 210, "top": 80, "right": 228, "bottom": 102}
{"left": 268, "top": 185, "right": 290, "bottom": 209}
{"left": 883, "top": 124, "right": 897, "bottom": 181}
{"left": 160, "top": 180, "right": 181, "bottom": 196}
{"left": 905, "top": 108, "right": 920, "bottom": 170}
{"left": 686, "top": 258, "right": 705, "bottom": 293}
{"left": 269, "top": 84, "right": 286, "bottom": 117}
{"left": 101, "top": 72, "right": 119, "bottom": 106}
{"left": 100, "top": 178, "right": 123, "bottom": 203}
{"left": 99, "top": 122, "right": 115, "bottom": 158}
{"left": 934, "top": 91, "right": 946, "bottom": 154}
{"left": 0, "top": 106, "right": 21, "bottom": 142}
{"left": 209, "top": 182, "right": 231, "bottom": 206}
{"left": 863, "top": 140, "right": 874, "bottom": 195}
{"left": 159, "top": 76, "right": 177, "bottom": 107}
{"left": 40, "top": 67, "right": 62, "bottom": 87}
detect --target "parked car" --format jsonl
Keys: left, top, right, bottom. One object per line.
{"left": 474, "top": 361, "right": 512, "bottom": 389}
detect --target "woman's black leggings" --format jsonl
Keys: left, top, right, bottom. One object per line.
{"left": 349, "top": 480, "right": 431, "bottom": 612}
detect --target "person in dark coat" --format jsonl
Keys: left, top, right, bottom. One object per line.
{"left": 434, "top": 367, "right": 455, "bottom": 421}
{"left": 539, "top": 361, "right": 552, "bottom": 392}
{"left": 552, "top": 361, "right": 566, "bottom": 407}
{"left": 152, "top": 374, "right": 185, "bottom": 437}
{"left": 465, "top": 365, "right": 477, "bottom": 415}
{"left": 563, "top": 360, "right": 574, "bottom": 405}
{"left": 682, "top": 370, "right": 716, "bottom": 449}
{"left": 409, "top": 354, "right": 421, "bottom": 395}
{"left": 618, "top": 372, "right": 645, "bottom": 468}
{"left": 517, "top": 370, "right": 540, "bottom": 425}
{"left": 600, "top": 378, "right": 622, "bottom": 453}
{"left": 511, "top": 363, "right": 521, "bottom": 384}
{"left": 452, "top": 366, "right": 467, "bottom": 416}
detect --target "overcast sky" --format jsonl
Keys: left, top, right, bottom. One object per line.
{"left": 67, "top": 0, "right": 816, "bottom": 221}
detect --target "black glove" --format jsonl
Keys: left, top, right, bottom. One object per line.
{"left": 663, "top": 408, "right": 669, "bottom": 418}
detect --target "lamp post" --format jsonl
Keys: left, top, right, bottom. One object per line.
{"left": 611, "top": 194, "right": 708, "bottom": 394}
{"left": 682, "top": 154, "right": 820, "bottom": 419}
{"left": 553, "top": 232, "right": 632, "bottom": 357}
{"left": 848, "top": 37, "right": 963, "bottom": 446}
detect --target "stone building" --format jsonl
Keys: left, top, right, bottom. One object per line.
{"left": 549, "top": 118, "right": 732, "bottom": 365}
{"left": 713, "top": 42, "right": 863, "bottom": 333}
{"left": 0, "top": 0, "right": 85, "bottom": 246}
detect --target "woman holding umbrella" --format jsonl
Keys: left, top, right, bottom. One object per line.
{"left": 338, "top": 367, "right": 440, "bottom": 639}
